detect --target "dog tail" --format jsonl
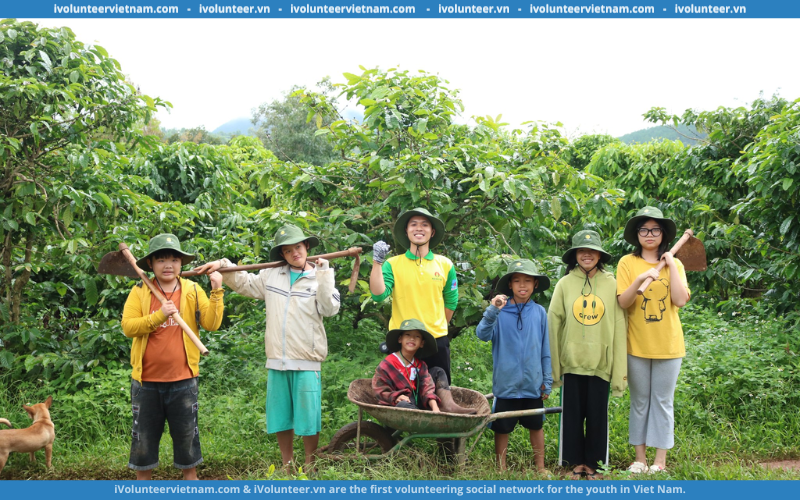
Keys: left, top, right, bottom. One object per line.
{"left": 0, "top": 418, "right": 12, "bottom": 428}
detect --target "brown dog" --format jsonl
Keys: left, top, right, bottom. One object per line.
{"left": 0, "top": 396, "right": 55, "bottom": 474}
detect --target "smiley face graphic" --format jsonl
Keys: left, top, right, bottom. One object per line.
{"left": 572, "top": 293, "right": 606, "bottom": 326}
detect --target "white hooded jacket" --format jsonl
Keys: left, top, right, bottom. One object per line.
{"left": 220, "top": 259, "right": 340, "bottom": 371}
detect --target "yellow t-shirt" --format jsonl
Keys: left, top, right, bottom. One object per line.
{"left": 616, "top": 254, "right": 690, "bottom": 359}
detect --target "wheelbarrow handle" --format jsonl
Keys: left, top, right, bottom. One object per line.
{"left": 487, "top": 406, "right": 562, "bottom": 423}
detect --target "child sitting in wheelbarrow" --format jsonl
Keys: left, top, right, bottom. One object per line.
{"left": 373, "top": 319, "right": 476, "bottom": 414}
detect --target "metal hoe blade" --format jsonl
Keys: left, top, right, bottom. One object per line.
{"left": 97, "top": 250, "right": 140, "bottom": 278}
{"left": 674, "top": 236, "right": 707, "bottom": 272}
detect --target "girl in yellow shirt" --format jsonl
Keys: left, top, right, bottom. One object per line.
{"left": 616, "top": 207, "right": 690, "bottom": 474}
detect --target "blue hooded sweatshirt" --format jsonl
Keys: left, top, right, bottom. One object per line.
{"left": 476, "top": 300, "right": 553, "bottom": 399}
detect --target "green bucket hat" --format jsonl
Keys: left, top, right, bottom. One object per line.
{"left": 393, "top": 208, "right": 446, "bottom": 250}
{"left": 269, "top": 224, "right": 320, "bottom": 262}
{"left": 562, "top": 230, "right": 613, "bottom": 265}
{"left": 385, "top": 318, "right": 438, "bottom": 359}
{"left": 495, "top": 259, "right": 550, "bottom": 295}
{"left": 623, "top": 206, "right": 677, "bottom": 246}
{"left": 136, "top": 233, "right": 195, "bottom": 272}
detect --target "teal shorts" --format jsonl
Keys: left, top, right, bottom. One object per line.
{"left": 266, "top": 369, "right": 321, "bottom": 436}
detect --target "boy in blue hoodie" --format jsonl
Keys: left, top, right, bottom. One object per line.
{"left": 477, "top": 259, "right": 553, "bottom": 473}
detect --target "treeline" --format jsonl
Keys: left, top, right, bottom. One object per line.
{"left": 1, "top": 19, "right": 799, "bottom": 391}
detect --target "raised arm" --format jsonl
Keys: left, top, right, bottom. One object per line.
{"left": 314, "top": 258, "right": 341, "bottom": 317}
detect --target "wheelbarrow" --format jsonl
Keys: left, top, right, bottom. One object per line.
{"left": 318, "top": 379, "right": 562, "bottom": 465}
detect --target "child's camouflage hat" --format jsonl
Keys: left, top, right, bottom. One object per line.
{"left": 385, "top": 318, "right": 438, "bottom": 359}
{"left": 136, "top": 233, "right": 195, "bottom": 272}
{"left": 269, "top": 224, "right": 320, "bottom": 261}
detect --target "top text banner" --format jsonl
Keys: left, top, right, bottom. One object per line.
{"left": 4, "top": 0, "right": 800, "bottom": 18}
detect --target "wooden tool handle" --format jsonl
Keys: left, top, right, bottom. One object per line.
{"left": 119, "top": 243, "right": 210, "bottom": 356}
{"left": 348, "top": 250, "right": 361, "bottom": 293}
{"left": 181, "top": 247, "right": 363, "bottom": 277}
{"left": 637, "top": 229, "right": 694, "bottom": 296}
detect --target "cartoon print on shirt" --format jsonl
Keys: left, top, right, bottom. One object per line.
{"left": 641, "top": 278, "right": 669, "bottom": 322}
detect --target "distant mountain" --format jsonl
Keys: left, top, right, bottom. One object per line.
{"left": 213, "top": 118, "right": 256, "bottom": 136}
{"left": 619, "top": 124, "right": 706, "bottom": 145}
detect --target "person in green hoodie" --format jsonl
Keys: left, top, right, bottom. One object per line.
{"left": 548, "top": 230, "right": 627, "bottom": 480}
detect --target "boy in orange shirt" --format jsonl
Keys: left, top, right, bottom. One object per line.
{"left": 121, "top": 234, "right": 224, "bottom": 480}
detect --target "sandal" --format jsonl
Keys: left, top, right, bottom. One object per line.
{"left": 571, "top": 469, "right": 586, "bottom": 479}
{"left": 627, "top": 461, "right": 649, "bottom": 474}
{"left": 647, "top": 464, "right": 667, "bottom": 474}
{"left": 586, "top": 471, "right": 604, "bottom": 480}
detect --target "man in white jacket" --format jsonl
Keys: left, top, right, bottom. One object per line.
{"left": 196, "top": 224, "right": 340, "bottom": 472}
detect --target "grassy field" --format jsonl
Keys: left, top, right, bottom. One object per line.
{"left": 1, "top": 304, "right": 798, "bottom": 480}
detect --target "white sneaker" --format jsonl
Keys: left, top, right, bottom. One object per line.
{"left": 627, "top": 461, "right": 649, "bottom": 473}
{"left": 647, "top": 464, "right": 666, "bottom": 474}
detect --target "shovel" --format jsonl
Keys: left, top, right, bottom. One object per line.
{"left": 98, "top": 243, "right": 210, "bottom": 356}
{"left": 637, "top": 229, "right": 707, "bottom": 295}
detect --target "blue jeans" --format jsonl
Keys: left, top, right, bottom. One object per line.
{"left": 128, "top": 377, "right": 202, "bottom": 470}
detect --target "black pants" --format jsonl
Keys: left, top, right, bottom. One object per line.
{"left": 420, "top": 336, "right": 451, "bottom": 384}
{"left": 559, "top": 373, "right": 609, "bottom": 469}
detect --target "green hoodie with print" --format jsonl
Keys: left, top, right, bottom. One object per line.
{"left": 547, "top": 268, "right": 628, "bottom": 397}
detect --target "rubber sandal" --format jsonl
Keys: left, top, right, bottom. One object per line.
{"left": 571, "top": 469, "right": 586, "bottom": 479}
{"left": 647, "top": 464, "right": 667, "bottom": 474}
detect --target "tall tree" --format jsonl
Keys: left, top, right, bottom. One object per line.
{"left": 251, "top": 78, "right": 337, "bottom": 166}
{"left": 0, "top": 19, "right": 167, "bottom": 323}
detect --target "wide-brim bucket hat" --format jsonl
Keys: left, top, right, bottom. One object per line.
{"left": 385, "top": 318, "right": 438, "bottom": 359}
{"left": 269, "top": 224, "right": 320, "bottom": 261}
{"left": 562, "top": 230, "right": 613, "bottom": 264}
{"left": 495, "top": 259, "right": 550, "bottom": 295}
{"left": 136, "top": 233, "right": 195, "bottom": 272}
{"left": 392, "top": 208, "right": 445, "bottom": 250}
{"left": 623, "top": 206, "right": 677, "bottom": 246}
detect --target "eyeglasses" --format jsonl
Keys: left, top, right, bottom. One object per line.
{"left": 638, "top": 227, "right": 662, "bottom": 237}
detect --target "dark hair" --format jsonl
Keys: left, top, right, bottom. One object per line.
{"left": 632, "top": 220, "right": 670, "bottom": 259}
{"left": 149, "top": 249, "right": 183, "bottom": 262}
{"left": 565, "top": 251, "right": 606, "bottom": 275}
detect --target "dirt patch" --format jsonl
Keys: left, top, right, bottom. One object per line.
{"left": 761, "top": 460, "right": 800, "bottom": 471}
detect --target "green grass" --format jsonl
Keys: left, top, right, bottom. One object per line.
{"left": 1, "top": 306, "right": 798, "bottom": 480}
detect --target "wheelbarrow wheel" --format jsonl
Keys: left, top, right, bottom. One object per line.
{"left": 328, "top": 421, "right": 395, "bottom": 455}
